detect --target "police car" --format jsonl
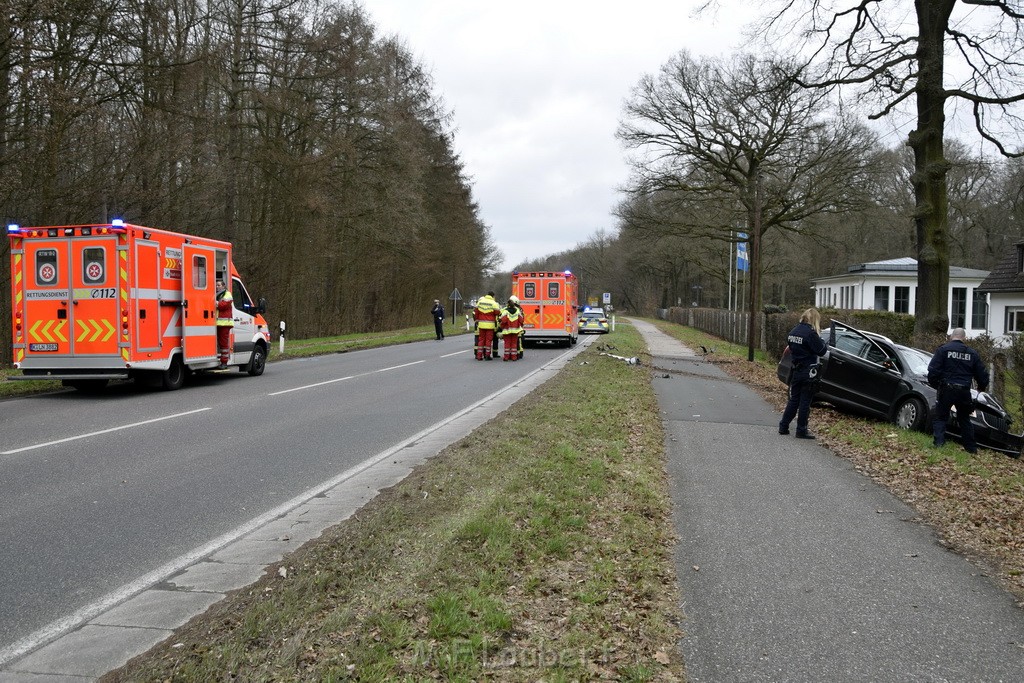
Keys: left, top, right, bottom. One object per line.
{"left": 577, "top": 308, "right": 609, "bottom": 334}
{"left": 776, "top": 319, "right": 1022, "bottom": 457}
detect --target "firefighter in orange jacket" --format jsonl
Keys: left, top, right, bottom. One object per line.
{"left": 499, "top": 296, "right": 524, "bottom": 361}
{"left": 473, "top": 291, "right": 500, "bottom": 360}
{"left": 216, "top": 279, "right": 234, "bottom": 369}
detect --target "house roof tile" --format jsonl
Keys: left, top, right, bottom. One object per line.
{"left": 977, "top": 243, "right": 1024, "bottom": 292}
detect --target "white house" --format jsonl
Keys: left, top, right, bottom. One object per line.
{"left": 977, "top": 242, "right": 1024, "bottom": 345}
{"left": 810, "top": 257, "right": 991, "bottom": 337}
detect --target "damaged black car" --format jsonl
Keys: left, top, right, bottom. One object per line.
{"left": 777, "top": 319, "right": 1022, "bottom": 458}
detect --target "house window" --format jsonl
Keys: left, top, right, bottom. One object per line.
{"left": 971, "top": 290, "right": 987, "bottom": 329}
{"left": 951, "top": 287, "right": 967, "bottom": 328}
{"left": 873, "top": 286, "right": 889, "bottom": 311}
{"left": 894, "top": 286, "right": 910, "bottom": 314}
{"left": 1007, "top": 307, "right": 1024, "bottom": 334}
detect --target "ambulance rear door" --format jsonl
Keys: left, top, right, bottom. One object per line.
{"left": 539, "top": 275, "right": 567, "bottom": 332}
{"left": 182, "top": 244, "right": 218, "bottom": 362}
{"left": 69, "top": 236, "right": 120, "bottom": 357}
{"left": 19, "top": 237, "right": 72, "bottom": 361}
{"left": 519, "top": 276, "right": 541, "bottom": 333}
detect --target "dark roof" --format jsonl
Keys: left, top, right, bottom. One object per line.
{"left": 978, "top": 243, "right": 1024, "bottom": 293}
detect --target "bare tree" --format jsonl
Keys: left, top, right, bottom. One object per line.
{"left": 618, "top": 50, "right": 878, "bottom": 359}
{"left": 764, "top": 0, "right": 1024, "bottom": 341}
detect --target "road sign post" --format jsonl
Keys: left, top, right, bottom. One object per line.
{"left": 449, "top": 288, "right": 462, "bottom": 325}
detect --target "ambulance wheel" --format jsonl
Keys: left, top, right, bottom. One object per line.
{"left": 246, "top": 344, "right": 267, "bottom": 376}
{"left": 160, "top": 356, "right": 185, "bottom": 391}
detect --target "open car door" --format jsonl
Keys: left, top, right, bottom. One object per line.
{"left": 826, "top": 320, "right": 903, "bottom": 416}
{"left": 182, "top": 244, "right": 218, "bottom": 362}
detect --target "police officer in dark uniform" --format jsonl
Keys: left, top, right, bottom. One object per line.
{"left": 927, "top": 327, "right": 989, "bottom": 454}
{"left": 779, "top": 307, "right": 829, "bottom": 439}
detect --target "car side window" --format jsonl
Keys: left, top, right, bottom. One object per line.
{"left": 834, "top": 331, "right": 865, "bottom": 356}
{"left": 864, "top": 344, "right": 888, "bottom": 364}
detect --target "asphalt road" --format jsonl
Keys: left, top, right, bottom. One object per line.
{"left": 0, "top": 335, "right": 584, "bottom": 659}
{"left": 633, "top": 319, "right": 1024, "bottom": 683}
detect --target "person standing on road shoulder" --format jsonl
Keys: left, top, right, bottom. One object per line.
{"left": 216, "top": 279, "right": 234, "bottom": 369}
{"left": 431, "top": 299, "right": 445, "bottom": 340}
{"left": 779, "top": 308, "right": 828, "bottom": 439}
{"left": 499, "top": 296, "right": 524, "bottom": 361}
{"left": 473, "top": 291, "right": 500, "bottom": 360}
{"left": 927, "top": 328, "right": 989, "bottom": 454}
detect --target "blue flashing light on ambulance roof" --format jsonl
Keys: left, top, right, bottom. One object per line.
{"left": 564, "top": 269, "right": 572, "bottom": 275}
{"left": 7, "top": 224, "right": 20, "bottom": 234}
{"left": 111, "top": 219, "right": 125, "bottom": 227}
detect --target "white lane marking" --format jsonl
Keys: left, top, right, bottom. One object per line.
{"left": 1, "top": 408, "right": 212, "bottom": 455}
{"left": 268, "top": 359, "right": 425, "bottom": 396}
{"left": 441, "top": 350, "right": 470, "bottom": 358}
{"left": 267, "top": 375, "right": 356, "bottom": 395}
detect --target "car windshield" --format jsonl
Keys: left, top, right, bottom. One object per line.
{"left": 895, "top": 345, "right": 931, "bottom": 376}
{"left": 583, "top": 312, "right": 604, "bottom": 319}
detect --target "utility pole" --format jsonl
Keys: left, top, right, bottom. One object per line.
{"left": 747, "top": 172, "right": 762, "bottom": 362}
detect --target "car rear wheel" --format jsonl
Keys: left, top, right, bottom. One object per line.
{"left": 894, "top": 396, "right": 927, "bottom": 431}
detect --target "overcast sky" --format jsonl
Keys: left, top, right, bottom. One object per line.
{"left": 366, "top": 1, "right": 753, "bottom": 271}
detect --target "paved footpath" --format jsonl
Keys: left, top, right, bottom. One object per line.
{"left": 630, "top": 318, "right": 1024, "bottom": 683}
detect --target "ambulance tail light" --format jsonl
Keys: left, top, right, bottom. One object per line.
{"left": 121, "top": 308, "right": 129, "bottom": 335}
{"left": 96, "top": 223, "right": 127, "bottom": 235}
{"left": 14, "top": 310, "right": 22, "bottom": 334}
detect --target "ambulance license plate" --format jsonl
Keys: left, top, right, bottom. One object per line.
{"left": 29, "top": 343, "right": 58, "bottom": 352}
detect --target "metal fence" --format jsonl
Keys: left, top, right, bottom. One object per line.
{"left": 657, "top": 307, "right": 771, "bottom": 354}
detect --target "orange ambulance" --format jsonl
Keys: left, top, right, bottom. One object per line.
{"left": 7, "top": 221, "right": 270, "bottom": 390}
{"left": 511, "top": 270, "right": 578, "bottom": 347}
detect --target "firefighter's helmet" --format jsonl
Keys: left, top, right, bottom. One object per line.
{"left": 509, "top": 295, "right": 519, "bottom": 304}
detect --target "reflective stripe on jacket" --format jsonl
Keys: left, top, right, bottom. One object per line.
{"left": 217, "top": 294, "right": 234, "bottom": 327}
{"left": 500, "top": 306, "right": 523, "bottom": 335}
{"left": 474, "top": 295, "right": 500, "bottom": 330}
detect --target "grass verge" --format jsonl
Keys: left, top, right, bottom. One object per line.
{"left": 102, "top": 325, "right": 686, "bottom": 682}
{"left": 649, "top": 318, "right": 1024, "bottom": 603}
